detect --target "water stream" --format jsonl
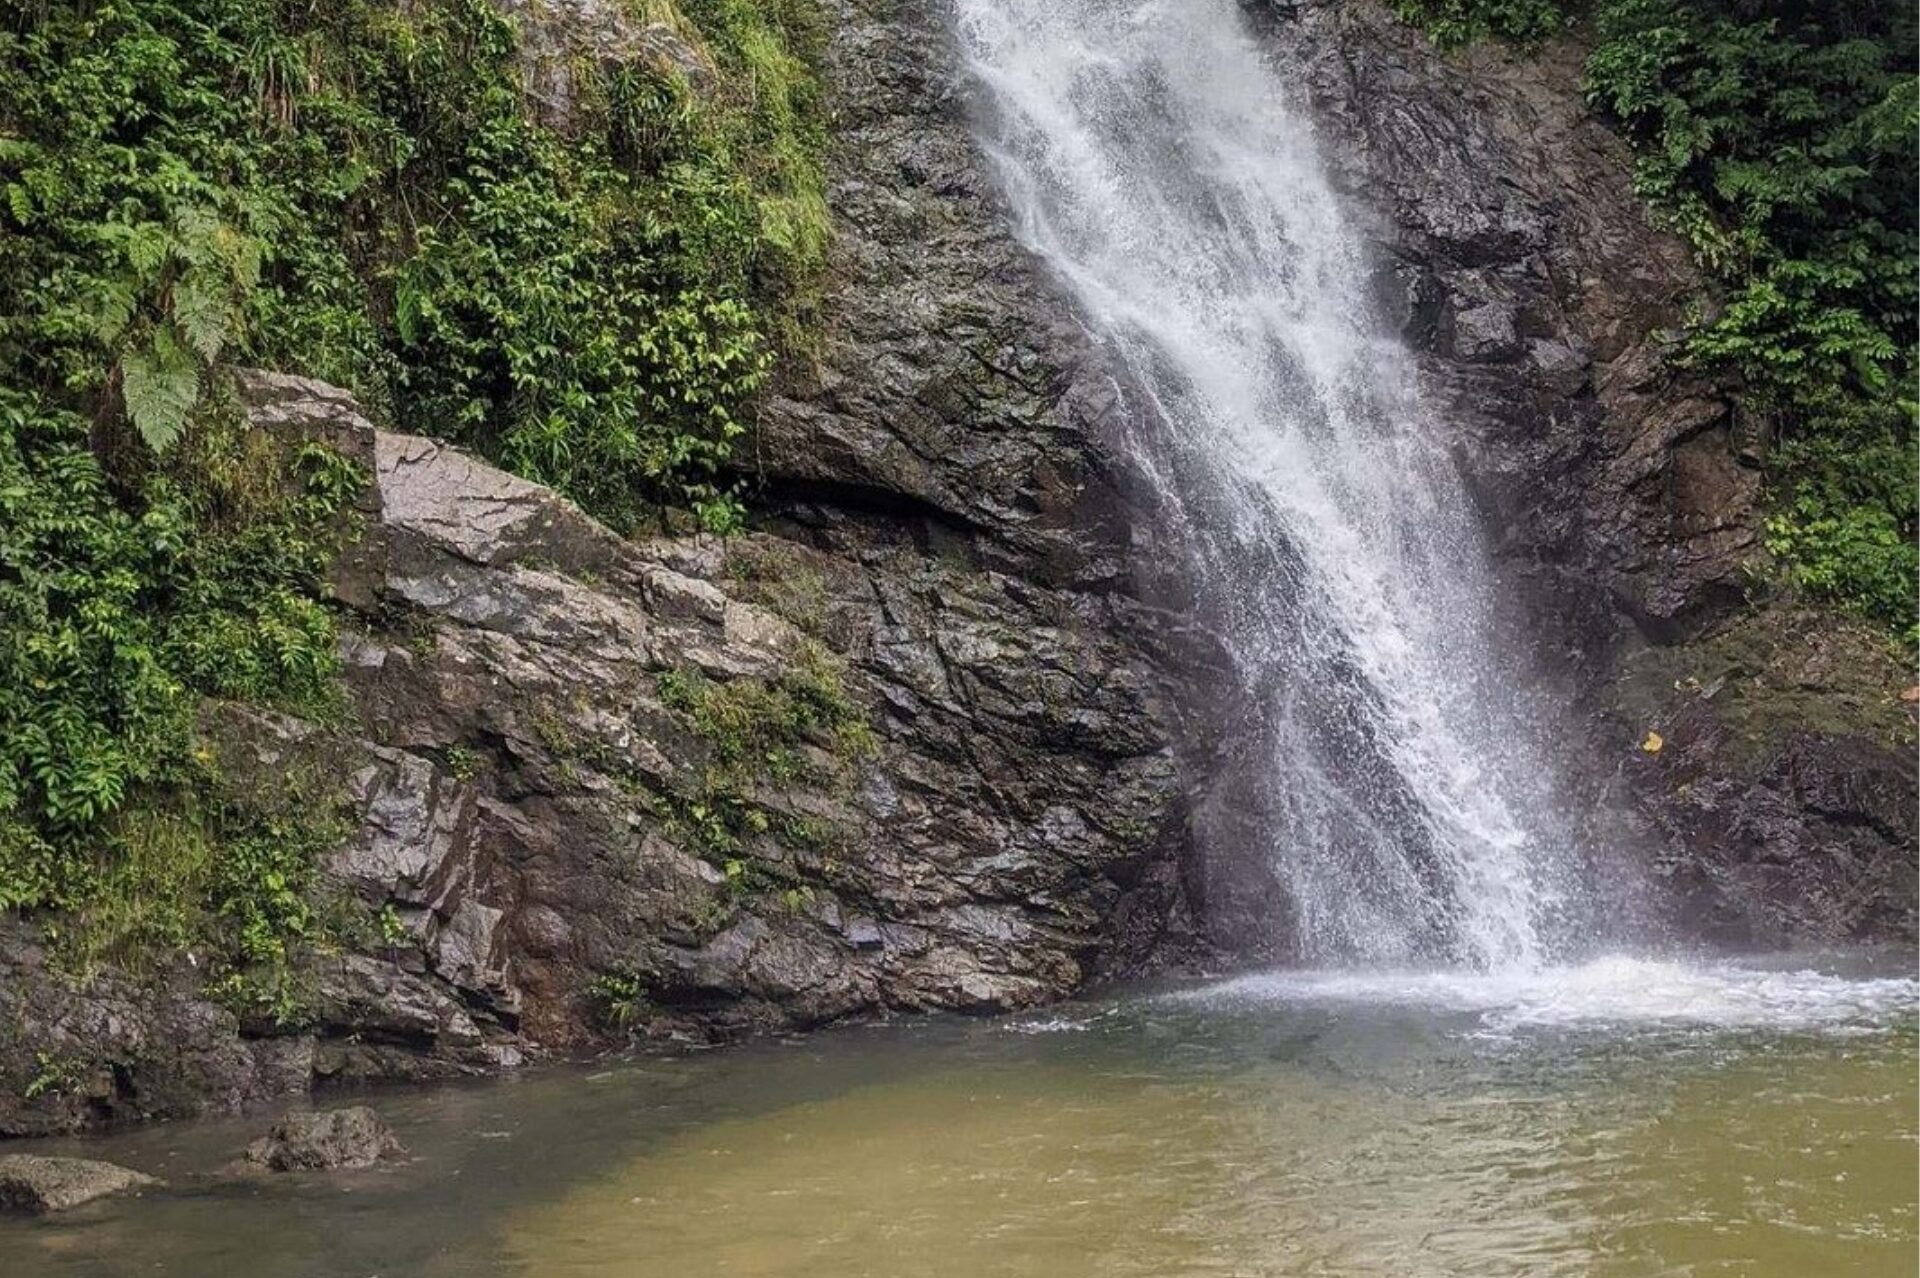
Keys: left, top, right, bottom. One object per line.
{"left": 955, "top": 0, "right": 1584, "bottom": 968}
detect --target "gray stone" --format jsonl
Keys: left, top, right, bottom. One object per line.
{"left": 1450, "top": 300, "right": 1521, "bottom": 361}
{"left": 244, "top": 1107, "right": 405, "bottom": 1172}
{"left": 0, "top": 1155, "right": 157, "bottom": 1213}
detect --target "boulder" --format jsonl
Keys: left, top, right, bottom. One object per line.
{"left": 243, "top": 1107, "right": 406, "bottom": 1172}
{"left": 0, "top": 1155, "right": 157, "bottom": 1213}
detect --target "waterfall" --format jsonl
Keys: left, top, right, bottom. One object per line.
{"left": 955, "top": 0, "right": 1587, "bottom": 971}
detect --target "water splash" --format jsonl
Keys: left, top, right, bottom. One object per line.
{"left": 955, "top": 0, "right": 1588, "bottom": 969}
{"left": 1174, "top": 957, "right": 1920, "bottom": 1035}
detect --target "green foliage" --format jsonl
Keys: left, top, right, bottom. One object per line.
{"left": 56, "top": 778, "right": 350, "bottom": 1025}
{"left": 1395, "top": 0, "right": 1916, "bottom": 635}
{"left": 3, "top": 0, "right": 828, "bottom": 527}
{"left": 375, "top": 902, "right": 410, "bottom": 946}
{"left": 1583, "top": 0, "right": 1916, "bottom": 634}
{"left": 444, "top": 745, "right": 481, "bottom": 781}
{"left": 0, "top": 388, "right": 357, "bottom": 1011}
{"left": 1390, "top": 0, "right": 1567, "bottom": 47}
{"left": 23, "top": 1052, "right": 84, "bottom": 1100}
{"left": 0, "top": 0, "right": 828, "bottom": 980}
{"left": 0, "top": 392, "right": 353, "bottom": 899}
{"left": 588, "top": 968, "right": 649, "bottom": 1031}
{"left": 99, "top": 208, "right": 265, "bottom": 451}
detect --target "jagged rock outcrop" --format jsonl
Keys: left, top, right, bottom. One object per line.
{"left": 1, "top": 339, "right": 1194, "bottom": 1133}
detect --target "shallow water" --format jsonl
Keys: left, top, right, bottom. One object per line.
{"left": 8, "top": 953, "right": 1916, "bottom": 1277}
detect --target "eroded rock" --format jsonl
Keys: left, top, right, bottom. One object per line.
{"left": 244, "top": 1107, "right": 406, "bottom": 1172}
{"left": 0, "top": 1155, "right": 157, "bottom": 1212}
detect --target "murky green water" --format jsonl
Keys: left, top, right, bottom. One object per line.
{"left": 7, "top": 955, "right": 1915, "bottom": 1277}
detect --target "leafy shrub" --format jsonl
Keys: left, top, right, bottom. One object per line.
{"left": 3, "top": 0, "right": 829, "bottom": 530}
{"left": 1389, "top": 0, "right": 1567, "bottom": 47}
{"left": 588, "top": 968, "right": 649, "bottom": 1031}
{"left": 0, "top": 391, "right": 356, "bottom": 1013}
{"left": 1583, "top": 0, "right": 1915, "bottom": 634}
{"left": 1394, "top": 0, "right": 1916, "bottom": 635}
{"left": 0, "top": 0, "right": 828, "bottom": 979}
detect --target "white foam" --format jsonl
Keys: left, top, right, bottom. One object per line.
{"left": 1175, "top": 956, "right": 1920, "bottom": 1034}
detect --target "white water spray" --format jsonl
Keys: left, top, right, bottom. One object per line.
{"left": 956, "top": 0, "right": 1586, "bottom": 969}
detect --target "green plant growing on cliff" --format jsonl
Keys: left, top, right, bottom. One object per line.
{"left": 4, "top": 0, "right": 828, "bottom": 524}
{"left": 1582, "top": 0, "right": 1917, "bottom": 637}
{"left": 0, "top": 390, "right": 358, "bottom": 927}
{"left": 0, "top": 0, "right": 828, "bottom": 977}
{"left": 1391, "top": 0, "right": 1917, "bottom": 638}
{"left": 588, "top": 968, "right": 650, "bottom": 1031}
{"left": 1390, "top": 0, "right": 1567, "bottom": 47}
{"left": 655, "top": 642, "right": 873, "bottom": 876}
{"left": 725, "top": 541, "right": 831, "bottom": 634}
{"left": 22, "top": 1051, "right": 84, "bottom": 1101}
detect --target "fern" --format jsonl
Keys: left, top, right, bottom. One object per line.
{"left": 119, "top": 327, "right": 200, "bottom": 453}
{"left": 171, "top": 269, "right": 233, "bottom": 362}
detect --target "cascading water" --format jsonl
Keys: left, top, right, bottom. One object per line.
{"left": 955, "top": 0, "right": 1590, "bottom": 971}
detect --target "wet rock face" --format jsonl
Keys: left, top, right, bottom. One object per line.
{"left": 0, "top": 916, "right": 319, "bottom": 1137}
{"left": 285, "top": 359, "right": 1186, "bottom": 1051}
{"left": 1607, "top": 611, "right": 1917, "bottom": 944}
{"left": 754, "top": 0, "right": 1162, "bottom": 587}
{"left": 1249, "top": 0, "right": 1753, "bottom": 647}
{"left": 1243, "top": 0, "right": 1914, "bottom": 946}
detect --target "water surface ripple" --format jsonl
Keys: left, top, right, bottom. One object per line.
{"left": 8, "top": 956, "right": 1913, "bottom": 1277}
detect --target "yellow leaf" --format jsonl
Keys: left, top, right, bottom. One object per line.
{"left": 1641, "top": 730, "right": 1664, "bottom": 754}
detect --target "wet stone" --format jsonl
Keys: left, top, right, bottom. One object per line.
{"left": 243, "top": 1106, "right": 406, "bottom": 1172}
{"left": 0, "top": 1154, "right": 158, "bottom": 1213}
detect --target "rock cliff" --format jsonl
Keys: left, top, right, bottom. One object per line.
{"left": 2, "top": 0, "right": 1909, "bottom": 1137}
{"left": 1, "top": 0, "right": 1204, "bottom": 1133}
{"left": 1248, "top": 0, "right": 1914, "bottom": 947}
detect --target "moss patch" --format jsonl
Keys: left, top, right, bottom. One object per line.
{"left": 1613, "top": 607, "right": 1916, "bottom": 776}
{"left": 655, "top": 641, "right": 873, "bottom": 882}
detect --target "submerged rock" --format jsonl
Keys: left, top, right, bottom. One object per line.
{"left": 244, "top": 1107, "right": 406, "bottom": 1172}
{"left": 0, "top": 1155, "right": 157, "bottom": 1213}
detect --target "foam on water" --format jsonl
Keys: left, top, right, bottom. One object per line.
{"left": 1176, "top": 957, "right": 1920, "bottom": 1034}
